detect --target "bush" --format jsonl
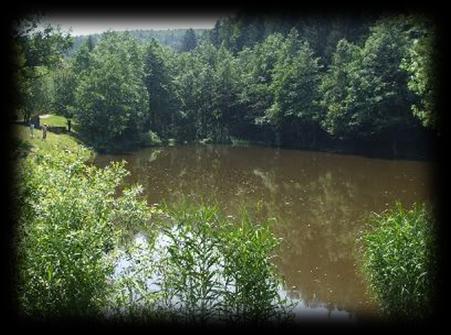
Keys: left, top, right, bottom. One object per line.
{"left": 16, "top": 145, "right": 151, "bottom": 318}
{"left": 360, "top": 202, "right": 436, "bottom": 319}
{"left": 139, "top": 130, "right": 162, "bottom": 147}
{"left": 15, "top": 138, "right": 292, "bottom": 323}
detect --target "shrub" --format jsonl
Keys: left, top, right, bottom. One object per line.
{"left": 139, "top": 130, "right": 162, "bottom": 147}
{"left": 359, "top": 202, "right": 436, "bottom": 319}
{"left": 16, "top": 145, "right": 151, "bottom": 318}
{"left": 15, "top": 140, "right": 292, "bottom": 323}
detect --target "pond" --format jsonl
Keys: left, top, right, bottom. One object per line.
{"left": 94, "top": 144, "right": 433, "bottom": 320}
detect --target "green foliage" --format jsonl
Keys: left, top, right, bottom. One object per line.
{"left": 169, "top": 41, "right": 242, "bottom": 142}
{"left": 320, "top": 16, "right": 430, "bottom": 141}
{"left": 354, "top": 17, "right": 415, "bottom": 136}
{"left": 109, "top": 202, "right": 293, "bottom": 324}
{"left": 238, "top": 33, "right": 287, "bottom": 126}
{"left": 320, "top": 39, "right": 362, "bottom": 137}
{"left": 16, "top": 144, "right": 151, "bottom": 318}
{"left": 359, "top": 203, "right": 436, "bottom": 319}
{"left": 14, "top": 130, "right": 292, "bottom": 322}
{"left": 159, "top": 204, "right": 291, "bottom": 323}
{"left": 158, "top": 205, "right": 226, "bottom": 323}
{"left": 72, "top": 39, "right": 93, "bottom": 76}
{"left": 75, "top": 32, "right": 149, "bottom": 149}
{"left": 17, "top": 66, "right": 55, "bottom": 121}
{"left": 269, "top": 37, "right": 323, "bottom": 129}
{"left": 13, "top": 16, "right": 73, "bottom": 122}
{"left": 52, "top": 62, "right": 77, "bottom": 118}
{"left": 401, "top": 18, "right": 437, "bottom": 128}
{"left": 143, "top": 40, "right": 177, "bottom": 137}
{"left": 14, "top": 14, "right": 438, "bottom": 153}
{"left": 139, "top": 130, "right": 162, "bottom": 147}
{"left": 14, "top": 17, "right": 73, "bottom": 70}
{"left": 238, "top": 30, "right": 325, "bottom": 145}
{"left": 66, "top": 29, "right": 207, "bottom": 57}
{"left": 219, "top": 210, "right": 291, "bottom": 323}
{"left": 181, "top": 28, "right": 198, "bottom": 52}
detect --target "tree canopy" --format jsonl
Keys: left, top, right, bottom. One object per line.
{"left": 13, "top": 13, "right": 438, "bottom": 155}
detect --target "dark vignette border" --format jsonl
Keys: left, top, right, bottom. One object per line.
{"left": 2, "top": 0, "right": 448, "bottom": 332}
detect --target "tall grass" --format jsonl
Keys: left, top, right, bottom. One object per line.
{"left": 110, "top": 202, "right": 293, "bottom": 324}
{"left": 359, "top": 202, "right": 436, "bottom": 320}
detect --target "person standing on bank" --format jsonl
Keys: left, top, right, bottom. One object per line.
{"left": 42, "top": 124, "right": 48, "bottom": 140}
{"left": 67, "top": 118, "right": 71, "bottom": 133}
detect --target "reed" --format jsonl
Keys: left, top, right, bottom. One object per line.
{"left": 359, "top": 202, "right": 436, "bottom": 319}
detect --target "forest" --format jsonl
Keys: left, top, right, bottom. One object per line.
{"left": 13, "top": 12, "right": 437, "bottom": 156}
{"left": 10, "top": 11, "right": 439, "bottom": 324}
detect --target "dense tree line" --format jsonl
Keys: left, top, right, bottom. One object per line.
{"left": 14, "top": 13, "right": 438, "bottom": 155}
{"left": 66, "top": 28, "right": 207, "bottom": 57}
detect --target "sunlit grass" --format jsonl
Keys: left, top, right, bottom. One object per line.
{"left": 13, "top": 124, "right": 89, "bottom": 159}
{"left": 39, "top": 114, "right": 69, "bottom": 128}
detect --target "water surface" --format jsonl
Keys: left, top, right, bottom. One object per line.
{"left": 95, "top": 144, "right": 433, "bottom": 319}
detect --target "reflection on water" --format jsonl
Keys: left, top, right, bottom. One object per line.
{"left": 113, "top": 232, "right": 358, "bottom": 322}
{"left": 95, "top": 144, "right": 433, "bottom": 319}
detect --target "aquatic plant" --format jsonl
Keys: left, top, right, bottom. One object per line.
{"left": 111, "top": 202, "right": 293, "bottom": 324}
{"left": 359, "top": 202, "right": 436, "bottom": 319}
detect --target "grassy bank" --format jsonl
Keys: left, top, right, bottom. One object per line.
{"left": 14, "top": 124, "right": 83, "bottom": 153}
{"left": 39, "top": 114, "right": 71, "bottom": 128}
{"left": 13, "top": 126, "right": 292, "bottom": 323}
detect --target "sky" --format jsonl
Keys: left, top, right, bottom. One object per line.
{"left": 40, "top": 14, "right": 226, "bottom": 36}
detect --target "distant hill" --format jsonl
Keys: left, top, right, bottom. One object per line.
{"left": 66, "top": 28, "right": 209, "bottom": 56}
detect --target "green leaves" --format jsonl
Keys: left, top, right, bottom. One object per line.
{"left": 269, "top": 40, "right": 323, "bottom": 125}
{"left": 359, "top": 202, "right": 436, "bottom": 319}
{"left": 17, "top": 141, "right": 292, "bottom": 322}
{"left": 109, "top": 202, "right": 292, "bottom": 324}
{"left": 400, "top": 19, "right": 437, "bottom": 129}
{"left": 17, "top": 144, "right": 150, "bottom": 318}
{"left": 318, "top": 16, "right": 436, "bottom": 140}
{"left": 319, "top": 39, "right": 361, "bottom": 137}
{"left": 75, "top": 32, "right": 149, "bottom": 149}
{"left": 181, "top": 28, "right": 198, "bottom": 52}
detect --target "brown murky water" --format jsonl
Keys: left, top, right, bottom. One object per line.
{"left": 95, "top": 144, "right": 433, "bottom": 319}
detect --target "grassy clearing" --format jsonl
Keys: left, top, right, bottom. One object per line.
{"left": 13, "top": 124, "right": 88, "bottom": 159}
{"left": 39, "top": 114, "right": 70, "bottom": 128}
